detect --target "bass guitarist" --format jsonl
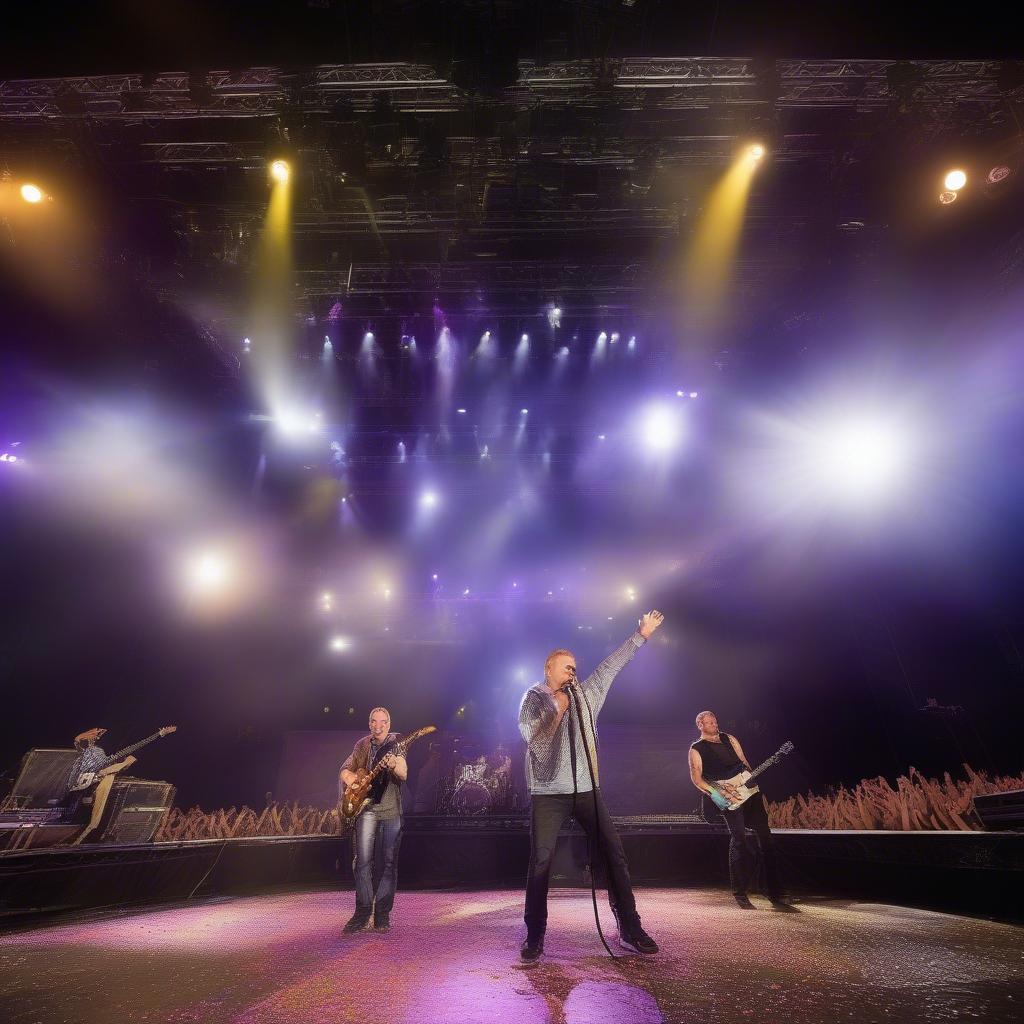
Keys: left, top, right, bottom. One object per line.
{"left": 338, "top": 707, "right": 408, "bottom": 934}
{"left": 688, "top": 711, "right": 787, "bottom": 909}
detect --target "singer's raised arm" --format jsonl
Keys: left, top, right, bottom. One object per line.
{"left": 580, "top": 610, "right": 664, "bottom": 715}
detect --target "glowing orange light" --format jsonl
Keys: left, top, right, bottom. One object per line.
{"left": 749, "top": 144, "right": 766, "bottom": 161}
{"left": 20, "top": 183, "right": 44, "bottom": 204}
{"left": 943, "top": 169, "right": 967, "bottom": 192}
{"left": 269, "top": 159, "right": 290, "bottom": 183}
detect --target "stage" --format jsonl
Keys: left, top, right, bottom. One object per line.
{"left": 0, "top": 888, "right": 1020, "bottom": 1024}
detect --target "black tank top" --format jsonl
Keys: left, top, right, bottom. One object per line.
{"left": 691, "top": 733, "right": 744, "bottom": 781}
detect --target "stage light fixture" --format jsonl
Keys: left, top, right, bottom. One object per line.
{"left": 639, "top": 402, "right": 683, "bottom": 453}
{"left": 749, "top": 143, "right": 766, "bottom": 161}
{"left": 987, "top": 165, "right": 1011, "bottom": 185}
{"left": 938, "top": 190, "right": 958, "bottom": 206}
{"left": 269, "top": 159, "right": 290, "bottom": 183}
{"left": 420, "top": 490, "right": 439, "bottom": 508}
{"left": 20, "top": 183, "right": 44, "bottom": 203}
{"left": 944, "top": 169, "right": 967, "bottom": 191}
{"left": 814, "top": 416, "right": 913, "bottom": 505}
{"left": 329, "top": 636, "right": 350, "bottom": 652}
{"left": 188, "top": 551, "right": 230, "bottom": 592}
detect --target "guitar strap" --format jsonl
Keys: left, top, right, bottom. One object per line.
{"left": 367, "top": 737, "right": 398, "bottom": 804}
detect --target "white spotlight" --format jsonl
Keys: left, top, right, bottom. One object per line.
{"left": 639, "top": 403, "right": 683, "bottom": 453}
{"left": 815, "top": 416, "right": 913, "bottom": 504}
{"left": 329, "top": 635, "right": 350, "bottom": 652}
{"left": 20, "top": 183, "right": 45, "bottom": 204}
{"left": 420, "top": 490, "right": 439, "bottom": 508}
{"left": 269, "top": 159, "right": 290, "bottom": 183}
{"left": 188, "top": 551, "right": 230, "bottom": 592}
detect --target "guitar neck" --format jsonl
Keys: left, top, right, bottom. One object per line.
{"left": 744, "top": 752, "right": 781, "bottom": 785}
{"left": 104, "top": 732, "right": 162, "bottom": 767}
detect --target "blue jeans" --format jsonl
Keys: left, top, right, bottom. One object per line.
{"left": 353, "top": 809, "right": 403, "bottom": 917}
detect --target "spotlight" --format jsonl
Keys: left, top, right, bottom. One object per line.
{"left": 521, "top": 334, "right": 529, "bottom": 343}
{"left": 625, "top": 586, "right": 637, "bottom": 601}
{"left": 20, "top": 183, "right": 44, "bottom": 204}
{"left": 457, "top": 408, "right": 467, "bottom": 415}
{"left": 938, "top": 190, "right": 958, "bottom": 206}
{"left": 329, "top": 636, "right": 350, "bottom": 652}
{"left": 987, "top": 165, "right": 1011, "bottom": 185}
{"left": 944, "top": 169, "right": 967, "bottom": 192}
{"left": 547, "top": 305, "right": 562, "bottom": 329}
{"left": 420, "top": 490, "right": 439, "bottom": 508}
{"left": 749, "top": 144, "right": 766, "bottom": 161}
{"left": 639, "top": 403, "right": 683, "bottom": 453}
{"left": 628, "top": 336, "right": 636, "bottom": 350}
{"left": 243, "top": 337, "right": 251, "bottom": 348}
{"left": 813, "top": 416, "right": 913, "bottom": 505}
{"left": 690, "top": 392, "right": 699, "bottom": 399}
{"left": 188, "top": 551, "right": 230, "bottom": 592}
{"left": 269, "top": 159, "right": 290, "bottom": 183}
{"left": 520, "top": 408, "right": 529, "bottom": 415}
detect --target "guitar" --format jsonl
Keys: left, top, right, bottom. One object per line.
{"left": 66, "top": 726, "right": 178, "bottom": 793}
{"left": 705, "top": 741, "right": 794, "bottom": 812}
{"left": 341, "top": 725, "right": 436, "bottom": 819}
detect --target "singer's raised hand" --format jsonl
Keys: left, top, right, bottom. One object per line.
{"left": 639, "top": 610, "right": 665, "bottom": 638}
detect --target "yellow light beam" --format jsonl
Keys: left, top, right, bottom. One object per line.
{"left": 683, "top": 145, "right": 763, "bottom": 338}
{"left": 249, "top": 163, "right": 295, "bottom": 419}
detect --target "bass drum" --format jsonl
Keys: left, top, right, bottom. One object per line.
{"left": 452, "top": 779, "right": 492, "bottom": 815}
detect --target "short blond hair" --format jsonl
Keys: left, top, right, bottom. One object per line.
{"left": 695, "top": 710, "right": 716, "bottom": 729}
{"left": 368, "top": 707, "right": 391, "bottom": 723}
{"left": 544, "top": 648, "right": 574, "bottom": 681}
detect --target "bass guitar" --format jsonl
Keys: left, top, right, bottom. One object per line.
{"left": 341, "top": 725, "right": 436, "bottom": 819}
{"left": 705, "top": 740, "right": 794, "bottom": 812}
{"left": 66, "top": 725, "right": 178, "bottom": 793}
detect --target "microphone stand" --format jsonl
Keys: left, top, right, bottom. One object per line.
{"left": 566, "top": 676, "right": 617, "bottom": 959}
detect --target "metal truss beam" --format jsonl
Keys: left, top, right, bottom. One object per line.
{"left": 0, "top": 59, "right": 1013, "bottom": 123}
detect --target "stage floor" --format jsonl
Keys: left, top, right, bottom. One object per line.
{"left": 1, "top": 889, "right": 1021, "bottom": 1024}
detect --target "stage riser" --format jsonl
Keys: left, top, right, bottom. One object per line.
{"left": 1, "top": 831, "right": 1021, "bottom": 925}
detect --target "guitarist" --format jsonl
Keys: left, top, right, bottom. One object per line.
{"left": 688, "top": 711, "right": 785, "bottom": 909}
{"left": 338, "top": 707, "right": 408, "bottom": 934}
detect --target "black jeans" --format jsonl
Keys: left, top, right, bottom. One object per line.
{"left": 524, "top": 789, "right": 639, "bottom": 936}
{"left": 720, "top": 791, "right": 781, "bottom": 898}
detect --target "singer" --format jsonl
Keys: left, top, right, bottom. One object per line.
{"left": 516, "top": 610, "right": 665, "bottom": 960}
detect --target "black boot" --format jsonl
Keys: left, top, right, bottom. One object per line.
{"left": 343, "top": 911, "right": 370, "bottom": 934}
{"left": 733, "top": 892, "right": 756, "bottom": 909}
{"left": 520, "top": 930, "right": 544, "bottom": 962}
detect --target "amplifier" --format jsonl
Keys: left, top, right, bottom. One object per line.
{"left": 973, "top": 789, "right": 1024, "bottom": 831}
{"left": 11, "top": 749, "right": 80, "bottom": 807}
{"left": 97, "top": 777, "right": 176, "bottom": 845}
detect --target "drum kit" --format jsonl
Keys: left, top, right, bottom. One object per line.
{"left": 438, "top": 749, "right": 517, "bottom": 816}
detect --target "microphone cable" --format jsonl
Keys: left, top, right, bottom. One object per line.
{"left": 566, "top": 680, "right": 618, "bottom": 959}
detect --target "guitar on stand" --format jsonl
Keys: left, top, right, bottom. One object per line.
{"left": 63, "top": 725, "right": 178, "bottom": 844}
{"left": 66, "top": 726, "right": 178, "bottom": 793}
{"left": 341, "top": 725, "right": 436, "bottom": 820}
{"left": 705, "top": 741, "right": 795, "bottom": 813}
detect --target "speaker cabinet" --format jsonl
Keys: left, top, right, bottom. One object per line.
{"left": 98, "top": 777, "right": 176, "bottom": 844}
{"left": 10, "top": 749, "right": 80, "bottom": 807}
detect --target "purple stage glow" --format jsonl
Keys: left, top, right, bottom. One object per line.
{"left": 1, "top": 890, "right": 1020, "bottom": 1023}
